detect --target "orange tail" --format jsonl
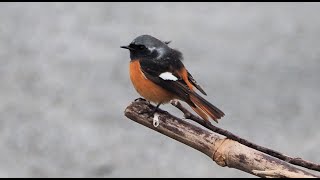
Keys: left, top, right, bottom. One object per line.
{"left": 189, "top": 92, "right": 225, "bottom": 123}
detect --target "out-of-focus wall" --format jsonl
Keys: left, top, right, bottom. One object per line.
{"left": 0, "top": 2, "right": 319, "bottom": 178}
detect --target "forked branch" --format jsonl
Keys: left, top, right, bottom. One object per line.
{"left": 170, "top": 100, "right": 320, "bottom": 173}
{"left": 124, "top": 100, "right": 319, "bottom": 178}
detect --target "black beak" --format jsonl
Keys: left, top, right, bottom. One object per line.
{"left": 120, "top": 45, "right": 135, "bottom": 51}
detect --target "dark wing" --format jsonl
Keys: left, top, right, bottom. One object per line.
{"left": 139, "top": 59, "right": 196, "bottom": 107}
{"left": 187, "top": 71, "right": 207, "bottom": 95}
{"left": 140, "top": 58, "right": 225, "bottom": 122}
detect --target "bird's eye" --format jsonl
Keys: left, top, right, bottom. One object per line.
{"left": 139, "top": 45, "right": 145, "bottom": 50}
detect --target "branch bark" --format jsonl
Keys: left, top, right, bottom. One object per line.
{"left": 124, "top": 100, "right": 320, "bottom": 178}
{"left": 170, "top": 100, "right": 320, "bottom": 172}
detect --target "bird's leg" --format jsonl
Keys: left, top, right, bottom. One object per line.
{"left": 148, "top": 103, "right": 161, "bottom": 117}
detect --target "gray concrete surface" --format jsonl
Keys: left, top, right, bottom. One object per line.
{"left": 0, "top": 2, "right": 319, "bottom": 178}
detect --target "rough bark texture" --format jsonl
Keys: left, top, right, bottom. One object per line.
{"left": 170, "top": 100, "right": 320, "bottom": 172}
{"left": 124, "top": 100, "right": 319, "bottom": 178}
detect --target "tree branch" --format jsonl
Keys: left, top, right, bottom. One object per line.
{"left": 124, "top": 100, "right": 320, "bottom": 178}
{"left": 170, "top": 100, "right": 320, "bottom": 173}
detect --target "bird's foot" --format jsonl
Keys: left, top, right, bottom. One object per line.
{"left": 134, "top": 97, "right": 147, "bottom": 102}
{"left": 147, "top": 103, "right": 161, "bottom": 118}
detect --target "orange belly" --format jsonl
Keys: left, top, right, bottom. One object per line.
{"left": 129, "top": 60, "right": 175, "bottom": 104}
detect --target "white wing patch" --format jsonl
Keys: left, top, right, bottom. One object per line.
{"left": 159, "top": 72, "right": 178, "bottom": 81}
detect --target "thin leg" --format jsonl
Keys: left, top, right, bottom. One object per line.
{"left": 149, "top": 103, "right": 161, "bottom": 117}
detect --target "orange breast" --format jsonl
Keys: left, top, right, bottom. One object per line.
{"left": 129, "top": 60, "right": 175, "bottom": 104}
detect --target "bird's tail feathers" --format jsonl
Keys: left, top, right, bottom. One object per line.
{"left": 189, "top": 92, "right": 224, "bottom": 123}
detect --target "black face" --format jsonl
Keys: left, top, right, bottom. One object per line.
{"left": 121, "top": 43, "right": 157, "bottom": 60}
{"left": 121, "top": 35, "right": 170, "bottom": 60}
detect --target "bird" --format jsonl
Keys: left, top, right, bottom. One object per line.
{"left": 121, "top": 35, "right": 224, "bottom": 123}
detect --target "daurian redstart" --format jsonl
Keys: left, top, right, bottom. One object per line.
{"left": 121, "top": 35, "right": 224, "bottom": 123}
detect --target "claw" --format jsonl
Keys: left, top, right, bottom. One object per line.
{"left": 134, "top": 97, "right": 146, "bottom": 102}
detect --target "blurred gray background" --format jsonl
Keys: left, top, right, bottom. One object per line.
{"left": 0, "top": 2, "right": 319, "bottom": 178}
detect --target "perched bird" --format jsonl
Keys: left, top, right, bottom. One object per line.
{"left": 121, "top": 35, "right": 224, "bottom": 123}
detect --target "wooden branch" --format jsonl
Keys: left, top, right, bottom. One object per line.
{"left": 124, "top": 100, "right": 320, "bottom": 178}
{"left": 170, "top": 100, "right": 320, "bottom": 173}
